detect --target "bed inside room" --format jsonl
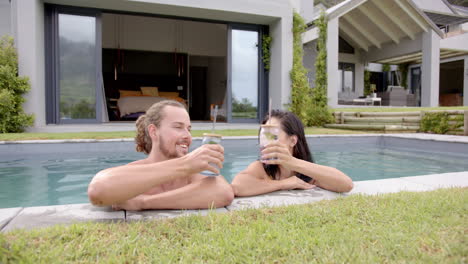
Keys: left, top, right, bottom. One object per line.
{"left": 101, "top": 13, "right": 228, "bottom": 122}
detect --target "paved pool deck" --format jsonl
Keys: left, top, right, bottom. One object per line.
{"left": 1, "top": 133, "right": 467, "bottom": 232}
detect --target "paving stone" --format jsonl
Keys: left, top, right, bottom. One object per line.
{"left": 401, "top": 172, "right": 468, "bottom": 188}
{"left": 346, "top": 178, "right": 435, "bottom": 196}
{"left": 126, "top": 207, "right": 228, "bottom": 221}
{"left": 2, "top": 203, "right": 124, "bottom": 232}
{"left": 227, "top": 188, "right": 341, "bottom": 211}
{"left": 0, "top": 207, "right": 22, "bottom": 231}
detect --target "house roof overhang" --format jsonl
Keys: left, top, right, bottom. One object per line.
{"left": 423, "top": 10, "right": 468, "bottom": 26}
{"left": 304, "top": 0, "right": 445, "bottom": 52}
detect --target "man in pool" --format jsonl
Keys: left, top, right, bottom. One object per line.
{"left": 88, "top": 100, "right": 234, "bottom": 210}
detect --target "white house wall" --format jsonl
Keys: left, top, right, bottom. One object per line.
{"left": 14, "top": 0, "right": 46, "bottom": 128}
{"left": 411, "top": 0, "right": 453, "bottom": 14}
{"left": 270, "top": 16, "right": 293, "bottom": 110}
{"left": 0, "top": 0, "right": 12, "bottom": 37}
{"left": 440, "top": 33, "right": 468, "bottom": 52}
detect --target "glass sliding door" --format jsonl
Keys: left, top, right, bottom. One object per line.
{"left": 338, "top": 63, "right": 355, "bottom": 92}
{"left": 411, "top": 67, "right": 421, "bottom": 106}
{"left": 228, "top": 25, "right": 261, "bottom": 122}
{"left": 45, "top": 5, "right": 102, "bottom": 124}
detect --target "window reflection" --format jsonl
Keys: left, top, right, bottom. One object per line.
{"left": 59, "top": 14, "right": 96, "bottom": 120}
{"left": 231, "top": 29, "right": 258, "bottom": 119}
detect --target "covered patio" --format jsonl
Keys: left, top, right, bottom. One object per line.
{"left": 303, "top": 0, "right": 458, "bottom": 107}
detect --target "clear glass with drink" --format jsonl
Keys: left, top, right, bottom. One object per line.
{"left": 259, "top": 124, "right": 279, "bottom": 161}
{"left": 200, "top": 133, "right": 222, "bottom": 176}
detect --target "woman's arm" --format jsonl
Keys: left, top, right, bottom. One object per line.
{"left": 291, "top": 159, "right": 353, "bottom": 193}
{"left": 261, "top": 142, "right": 353, "bottom": 193}
{"left": 231, "top": 161, "right": 314, "bottom": 197}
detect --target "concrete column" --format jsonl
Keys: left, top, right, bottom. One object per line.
{"left": 421, "top": 30, "right": 440, "bottom": 107}
{"left": 464, "top": 57, "right": 468, "bottom": 106}
{"left": 16, "top": 0, "right": 45, "bottom": 128}
{"left": 326, "top": 17, "right": 339, "bottom": 107}
{"left": 355, "top": 50, "right": 365, "bottom": 96}
{"left": 269, "top": 14, "right": 293, "bottom": 110}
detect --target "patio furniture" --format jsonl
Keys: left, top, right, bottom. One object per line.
{"left": 352, "top": 97, "right": 382, "bottom": 106}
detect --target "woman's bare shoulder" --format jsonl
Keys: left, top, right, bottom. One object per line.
{"left": 241, "top": 161, "right": 268, "bottom": 179}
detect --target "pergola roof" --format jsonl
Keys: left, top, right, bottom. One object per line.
{"left": 307, "top": 0, "right": 444, "bottom": 53}
{"left": 424, "top": 10, "right": 468, "bottom": 25}
{"left": 375, "top": 48, "right": 468, "bottom": 64}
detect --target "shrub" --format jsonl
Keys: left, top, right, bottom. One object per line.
{"left": 309, "top": 11, "right": 334, "bottom": 125}
{"left": 0, "top": 36, "right": 34, "bottom": 133}
{"left": 364, "top": 70, "right": 371, "bottom": 96}
{"left": 289, "top": 12, "right": 311, "bottom": 124}
{"left": 261, "top": 34, "right": 272, "bottom": 71}
{"left": 420, "top": 112, "right": 463, "bottom": 134}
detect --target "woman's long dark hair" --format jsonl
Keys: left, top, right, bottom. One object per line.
{"left": 261, "top": 110, "right": 314, "bottom": 182}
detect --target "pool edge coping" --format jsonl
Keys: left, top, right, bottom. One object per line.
{"left": 1, "top": 133, "right": 467, "bottom": 144}
{"left": 1, "top": 171, "right": 467, "bottom": 233}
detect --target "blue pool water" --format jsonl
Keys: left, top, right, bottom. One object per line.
{"left": 1, "top": 136, "right": 467, "bottom": 208}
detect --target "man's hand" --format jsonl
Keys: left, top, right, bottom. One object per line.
{"left": 260, "top": 141, "right": 296, "bottom": 170}
{"left": 280, "top": 176, "right": 315, "bottom": 190}
{"left": 182, "top": 144, "right": 224, "bottom": 175}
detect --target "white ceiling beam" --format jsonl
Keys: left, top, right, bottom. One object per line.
{"left": 440, "top": 52, "right": 467, "bottom": 59}
{"left": 391, "top": 55, "right": 423, "bottom": 64}
{"left": 378, "top": 52, "right": 422, "bottom": 64}
{"left": 394, "top": 0, "right": 428, "bottom": 32}
{"left": 357, "top": 5, "right": 400, "bottom": 44}
{"left": 339, "top": 22, "right": 369, "bottom": 51}
{"left": 371, "top": 0, "right": 415, "bottom": 40}
{"left": 342, "top": 14, "right": 381, "bottom": 48}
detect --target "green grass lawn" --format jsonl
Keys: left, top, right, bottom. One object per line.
{"left": 333, "top": 106, "right": 468, "bottom": 112}
{"left": 0, "top": 127, "right": 369, "bottom": 141}
{"left": 1, "top": 188, "right": 466, "bottom": 263}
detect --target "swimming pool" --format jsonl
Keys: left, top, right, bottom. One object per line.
{"left": 1, "top": 135, "right": 467, "bottom": 208}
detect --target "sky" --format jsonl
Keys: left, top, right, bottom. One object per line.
{"left": 231, "top": 29, "right": 259, "bottom": 107}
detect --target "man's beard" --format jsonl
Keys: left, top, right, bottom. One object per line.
{"left": 158, "top": 136, "right": 182, "bottom": 159}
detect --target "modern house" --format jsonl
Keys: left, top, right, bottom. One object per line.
{"left": 0, "top": 0, "right": 305, "bottom": 130}
{"left": 303, "top": 0, "right": 468, "bottom": 108}
{"left": 0, "top": 0, "right": 467, "bottom": 131}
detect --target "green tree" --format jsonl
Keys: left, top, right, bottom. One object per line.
{"left": 0, "top": 36, "right": 34, "bottom": 133}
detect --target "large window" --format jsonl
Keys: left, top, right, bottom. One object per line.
{"left": 338, "top": 63, "right": 355, "bottom": 92}
{"left": 228, "top": 26, "right": 263, "bottom": 122}
{"left": 45, "top": 5, "right": 102, "bottom": 124}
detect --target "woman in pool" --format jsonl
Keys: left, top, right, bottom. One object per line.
{"left": 232, "top": 110, "right": 353, "bottom": 196}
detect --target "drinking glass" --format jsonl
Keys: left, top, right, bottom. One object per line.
{"left": 200, "top": 133, "right": 222, "bottom": 176}
{"left": 259, "top": 124, "right": 279, "bottom": 161}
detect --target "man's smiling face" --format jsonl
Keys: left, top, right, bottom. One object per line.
{"left": 156, "top": 105, "right": 192, "bottom": 159}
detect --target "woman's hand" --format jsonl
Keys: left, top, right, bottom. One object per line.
{"left": 280, "top": 176, "right": 315, "bottom": 190}
{"left": 112, "top": 194, "right": 147, "bottom": 211}
{"left": 260, "top": 141, "right": 297, "bottom": 170}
